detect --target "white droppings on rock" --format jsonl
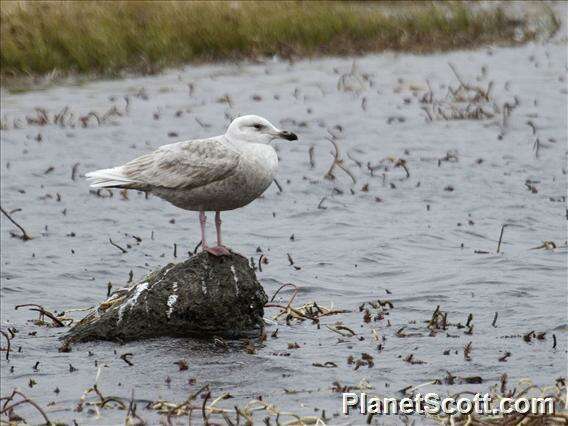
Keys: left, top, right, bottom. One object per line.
{"left": 166, "top": 295, "right": 178, "bottom": 318}
{"left": 201, "top": 279, "right": 207, "bottom": 295}
{"left": 118, "top": 282, "right": 149, "bottom": 323}
{"left": 230, "top": 264, "right": 240, "bottom": 295}
{"left": 166, "top": 282, "right": 178, "bottom": 319}
{"left": 230, "top": 265, "right": 239, "bottom": 283}
{"left": 153, "top": 265, "right": 175, "bottom": 287}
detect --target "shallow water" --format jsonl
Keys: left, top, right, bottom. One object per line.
{"left": 1, "top": 38, "right": 567, "bottom": 424}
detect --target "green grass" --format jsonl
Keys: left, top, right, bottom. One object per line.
{"left": 0, "top": 1, "right": 559, "bottom": 85}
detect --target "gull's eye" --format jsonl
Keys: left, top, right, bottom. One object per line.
{"left": 253, "top": 123, "right": 264, "bottom": 130}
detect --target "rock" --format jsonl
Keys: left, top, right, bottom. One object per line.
{"left": 62, "top": 252, "right": 267, "bottom": 345}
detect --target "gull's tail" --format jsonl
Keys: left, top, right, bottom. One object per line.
{"left": 85, "top": 166, "right": 134, "bottom": 189}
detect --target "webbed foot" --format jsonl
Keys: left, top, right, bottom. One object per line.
{"left": 205, "top": 245, "right": 232, "bottom": 256}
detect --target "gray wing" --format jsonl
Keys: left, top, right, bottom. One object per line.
{"left": 122, "top": 137, "right": 240, "bottom": 190}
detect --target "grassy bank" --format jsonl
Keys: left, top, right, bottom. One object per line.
{"left": 0, "top": 1, "right": 559, "bottom": 85}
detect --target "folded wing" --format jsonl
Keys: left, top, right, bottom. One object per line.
{"left": 86, "top": 137, "right": 240, "bottom": 191}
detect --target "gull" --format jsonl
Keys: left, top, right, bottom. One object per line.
{"left": 86, "top": 115, "right": 297, "bottom": 256}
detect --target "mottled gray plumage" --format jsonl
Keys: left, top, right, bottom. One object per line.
{"left": 122, "top": 138, "right": 240, "bottom": 191}
{"left": 86, "top": 115, "right": 298, "bottom": 254}
{"left": 86, "top": 115, "right": 296, "bottom": 212}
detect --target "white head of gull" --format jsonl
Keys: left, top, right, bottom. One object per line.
{"left": 86, "top": 114, "right": 298, "bottom": 256}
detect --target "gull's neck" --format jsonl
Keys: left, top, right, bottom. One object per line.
{"left": 222, "top": 133, "right": 249, "bottom": 154}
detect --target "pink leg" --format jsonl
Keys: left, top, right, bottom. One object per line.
{"left": 202, "top": 211, "right": 231, "bottom": 256}
{"left": 199, "top": 211, "right": 208, "bottom": 249}
{"left": 215, "top": 211, "right": 223, "bottom": 246}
